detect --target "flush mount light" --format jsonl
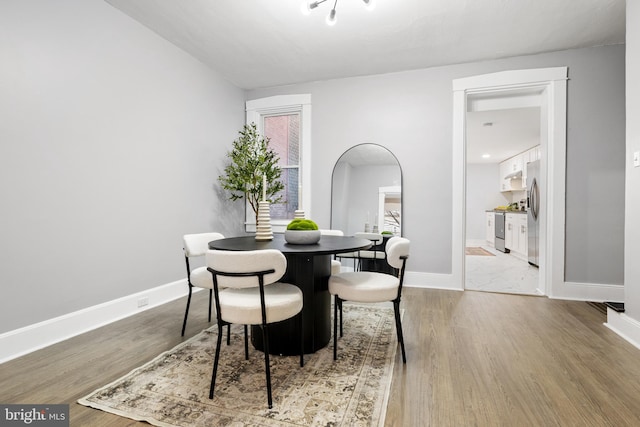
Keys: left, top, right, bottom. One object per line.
{"left": 301, "top": 0, "right": 376, "bottom": 26}
{"left": 482, "top": 154, "right": 491, "bottom": 159}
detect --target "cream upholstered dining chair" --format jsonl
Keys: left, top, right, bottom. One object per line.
{"left": 335, "top": 232, "right": 383, "bottom": 272}
{"left": 320, "top": 229, "right": 344, "bottom": 274}
{"left": 181, "top": 232, "right": 225, "bottom": 336}
{"left": 328, "top": 236, "right": 410, "bottom": 363}
{"left": 353, "top": 232, "right": 385, "bottom": 271}
{"left": 206, "top": 249, "right": 304, "bottom": 409}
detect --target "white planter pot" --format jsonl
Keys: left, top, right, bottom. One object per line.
{"left": 284, "top": 229, "right": 321, "bottom": 245}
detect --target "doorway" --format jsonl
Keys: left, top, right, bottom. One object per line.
{"left": 464, "top": 93, "right": 542, "bottom": 295}
{"left": 451, "top": 68, "right": 568, "bottom": 297}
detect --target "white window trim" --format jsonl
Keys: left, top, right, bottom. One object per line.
{"left": 245, "top": 94, "right": 312, "bottom": 233}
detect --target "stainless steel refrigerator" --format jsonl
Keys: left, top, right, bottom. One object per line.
{"left": 527, "top": 160, "right": 540, "bottom": 267}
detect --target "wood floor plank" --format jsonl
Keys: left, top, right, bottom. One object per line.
{"left": 2, "top": 288, "right": 640, "bottom": 426}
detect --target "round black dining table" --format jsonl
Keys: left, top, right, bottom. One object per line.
{"left": 209, "top": 233, "right": 371, "bottom": 355}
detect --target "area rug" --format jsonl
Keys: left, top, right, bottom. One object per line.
{"left": 78, "top": 304, "right": 399, "bottom": 427}
{"left": 465, "top": 247, "right": 495, "bottom": 256}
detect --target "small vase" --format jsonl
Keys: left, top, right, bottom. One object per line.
{"left": 256, "top": 201, "right": 273, "bottom": 241}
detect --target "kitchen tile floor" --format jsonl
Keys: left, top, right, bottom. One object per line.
{"left": 465, "top": 245, "right": 541, "bottom": 296}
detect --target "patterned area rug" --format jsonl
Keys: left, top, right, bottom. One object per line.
{"left": 465, "top": 247, "right": 495, "bottom": 256}
{"left": 78, "top": 304, "right": 399, "bottom": 426}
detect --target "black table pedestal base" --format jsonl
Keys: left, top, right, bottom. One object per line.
{"left": 251, "top": 254, "right": 331, "bottom": 355}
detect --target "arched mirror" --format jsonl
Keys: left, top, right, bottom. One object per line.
{"left": 331, "top": 144, "right": 402, "bottom": 236}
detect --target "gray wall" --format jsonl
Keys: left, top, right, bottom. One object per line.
{"left": 564, "top": 46, "right": 626, "bottom": 285}
{"left": 625, "top": 3, "right": 640, "bottom": 321}
{"left": 0, "top": 0, "right": 245, "bottom": 333}
{"left": 248, "top": 44, "right": 626, "bottom": 282}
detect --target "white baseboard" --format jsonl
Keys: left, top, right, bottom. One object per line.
{"left": 550, "top": 281, "right": 625, "bottom": 302}
{"left": 0, "top": 279, "right": 192, "bottom": 364}
{"left": 404, "top": 271, "right": 461, "bottom": 291}
{"left": 605, "top": 309, "right": 640, "bottom": 350}
{"left": 403, "top": 275, "right": 624, "bottom": 300}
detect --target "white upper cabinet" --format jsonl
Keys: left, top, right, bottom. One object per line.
{"left": 499, "top": 145, "right": 540, "bottom": 192}
{"left": 499, "top": 154, "right": 523, "bottom": 191}
{"left": 499, "top": 161, "right": 513, "bottom": 191}
{"left": 522, "top": 145, "right": 541, "bottom": 189}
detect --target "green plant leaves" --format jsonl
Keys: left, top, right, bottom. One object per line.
{"left": 218, "top": 123, "right": 285, "bottom": 222}
{"left": 286, "top": 219, "right": 319, "bottom": 230}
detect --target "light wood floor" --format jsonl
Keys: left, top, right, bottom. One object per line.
{"left": 2, "top": 288, "right": 640, "bottom": 426}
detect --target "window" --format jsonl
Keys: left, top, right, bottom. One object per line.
{"left": 245, "top": 95, "right": 311, "bottom": 232}
{"left": 264, "top": 113, "right": 299, "bottom": 220}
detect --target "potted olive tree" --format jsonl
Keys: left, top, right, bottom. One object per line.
{"left": 218, "top": 123, "right": 284, "bottom": 225}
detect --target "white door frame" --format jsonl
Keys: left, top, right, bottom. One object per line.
{"left": 452, "top": 68, "right": 568, "bottom": 297}
{"left": 378, "top": 185, "right": 401, "bottom": 233}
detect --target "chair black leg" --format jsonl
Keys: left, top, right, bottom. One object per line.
{"left": 209, "top": 323, "right": 224, "bottom": 399}
{"left": 244, "top": 325, "right": 249, "bottom": 360}
{"left": 181, "top": 287, "right": 193, "bottom": 336}
{"left": 393, "top": 301, "right": 407, "bottom": 363}
{"left": 333, "top": 295, "right": 339, "bottom": 361}
{"left": 339, "top": 299, "right": 343, "bottom": 337}
{"left": 227, "top": 324, "right": 231, "bottom": 346}
{"left": 299, "top": 311, "right": 304, "bottom": 367}
{"left": 208, "top": 289, "right": 213, "bottom": 322}
{"left": 260, "top": 324, "right": 273, "bottom": 409}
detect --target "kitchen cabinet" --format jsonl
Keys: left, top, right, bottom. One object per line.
{"left": 500, "top": 146, "right": 540, "bottom": 192}
{"left": 499, "top": 162, "right": 513, "bottom": 191}
{"left": 499, "top": 154, "right": 524, "bottom": 192}
{"left": 505, "top": 214, "right": 516, "bottom": 250}
{"left": 531, "top": 146, "right": 541, "bottom": 161}
{"left": 486, "top": 212, "right": 495, "bottom": 246}
{"left": 505, "top": 213, "right": 528, "bottom": 260}
{"left": 522, "top": 145, "right": 541, "bottom": 189}
{"left": 508, "top": 155, "right": 524, "bottom": 175}
{"left": 517, "top": 215, "right": 528, "bottom": 256}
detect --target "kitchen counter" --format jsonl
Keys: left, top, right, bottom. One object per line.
{"left": 486, "top": 209, "right": 527, "bottom": 214}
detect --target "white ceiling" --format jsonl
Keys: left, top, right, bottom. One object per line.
{"left": 104, "top": 0, "right": 624, "bottom": 166}
{"left": 466, "top": 107, "right": 541, "bottom": 164}
{"left": 104, "top": 0, "right": 625, "bottom": 90}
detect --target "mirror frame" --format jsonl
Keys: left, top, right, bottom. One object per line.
{"left": 330, "top": 143, "right": 403, "bottom": 236}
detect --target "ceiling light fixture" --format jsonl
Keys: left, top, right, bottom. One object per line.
{"left": 326, "top": 2, "right": 337, "bottom": 26}
{"left": 301, "top": 0, "right": 376, "bottom": 26}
